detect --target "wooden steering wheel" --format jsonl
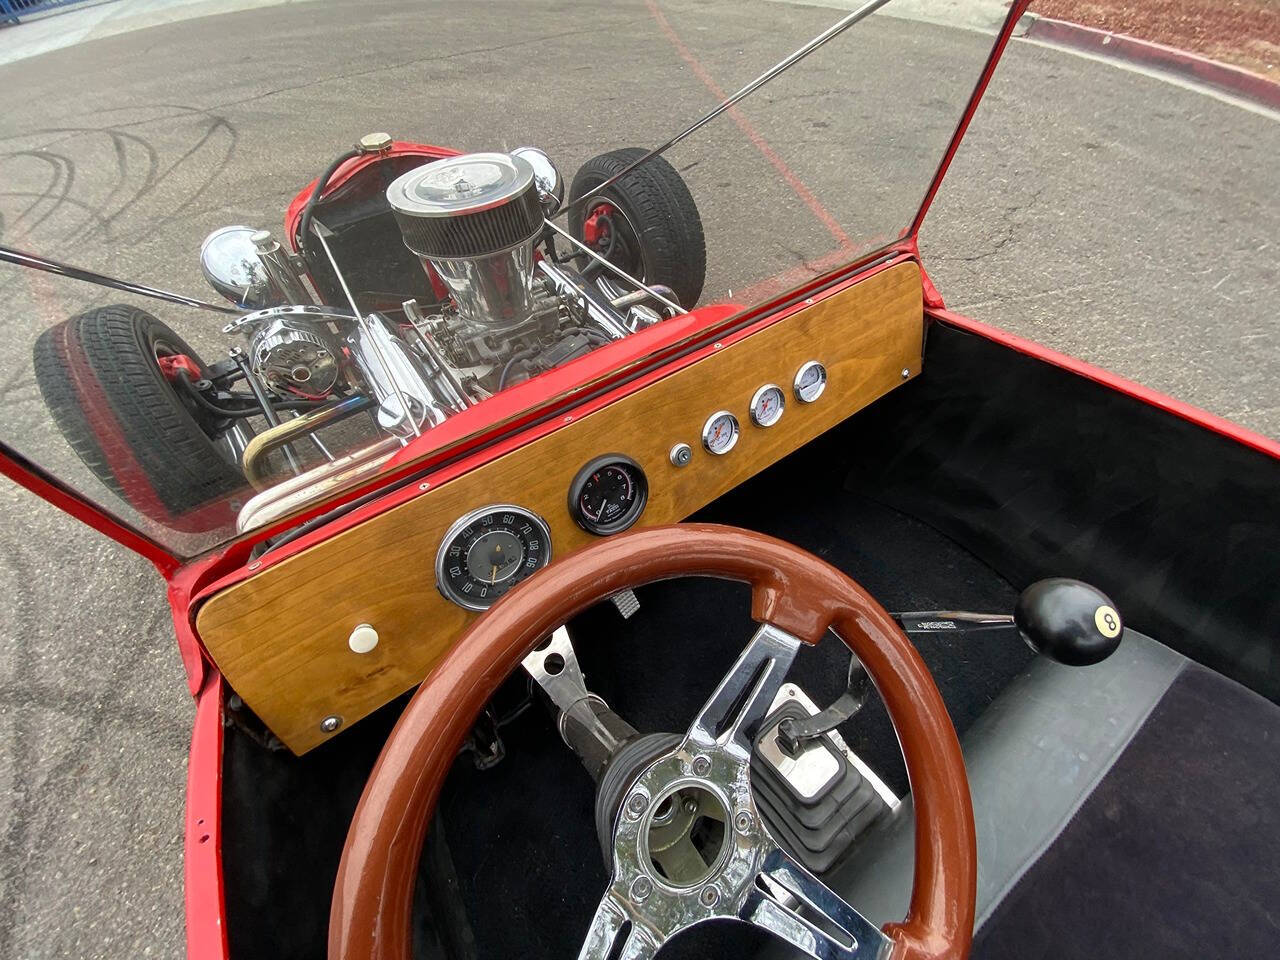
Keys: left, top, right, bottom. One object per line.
{"left": 329, "top": 524, "right": 976, "bottom": 960}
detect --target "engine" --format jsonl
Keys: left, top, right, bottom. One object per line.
{"left": 383, "top": 150, "right": 654, "bottom": 402}
{"left": 203, "top": 145, "right": 676, "bottom": 482}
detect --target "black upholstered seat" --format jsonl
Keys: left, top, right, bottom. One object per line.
{"left": 769, "top": 630, "right": 1280, "bottom": 958}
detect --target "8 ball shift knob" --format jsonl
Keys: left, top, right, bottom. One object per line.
{"left": 1015, "top": 578, "right": 1124, "bottom": 666}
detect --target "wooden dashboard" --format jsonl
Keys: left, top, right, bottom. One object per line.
{"left": 196, "top": 262, "right": 924, "bottom": 753}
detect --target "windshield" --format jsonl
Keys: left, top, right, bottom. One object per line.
{"left": 0, "top": 0, "right": 1009, "bottom": 557}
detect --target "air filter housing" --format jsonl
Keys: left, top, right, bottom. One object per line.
{"left": 387, "top": 153, "right": 544, "bottom": 328}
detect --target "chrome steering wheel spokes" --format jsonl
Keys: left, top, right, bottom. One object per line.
{"left": 580, "top": 625, "right": 893, "bottom": 960}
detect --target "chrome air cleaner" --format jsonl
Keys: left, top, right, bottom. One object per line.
{"left": 387, "top": 152, "right": 544, "bottom": 327}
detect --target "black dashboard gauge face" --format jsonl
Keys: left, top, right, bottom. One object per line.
{"left": 435, "top": 505, "right": 552, "bottom": 611}
{"left": 568, "top": 454, "right": 649, "bottom": 536}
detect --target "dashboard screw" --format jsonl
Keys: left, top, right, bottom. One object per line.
{"left": 734, "top": 811, "right": 753, "bottom": 833}
{"left": 692, "top": 755, "right": 711, "bottom": 777}
{"left": 631, "top": 876, "right": 653, "bottom": 902}
{"left": 320, "top": 715, "right": 343, "bottom": 733}
{"left": 901, "top": 367, "right": 911, "bottom": 379}
{"left": 700, "top": 885, "right": 720, "bottom": 907}
{"left": 626, "top": 792, "right": 648, "bottom": 819}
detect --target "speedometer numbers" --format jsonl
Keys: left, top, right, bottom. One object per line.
{"left": 568, "top": 454, "right": 649, "bottom": 535}
{"left": 435, "top": 505, "right": 551, "bottom": 611}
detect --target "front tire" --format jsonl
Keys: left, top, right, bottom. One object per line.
{"left": 33, "top": 304, "right": 245, "bottom": 534}
{"left": 569, "top": 147, "right": 706, "bottom": 309}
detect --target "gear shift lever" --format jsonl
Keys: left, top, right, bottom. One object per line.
{"left": 780, "top": 579, "right": 1125, "bottom": 751}
{"left": 898, "top": 578, "right": 1123, "bottom": 666}
{"left": 1013, "top": 577, "right": 1123, "bottom": 666}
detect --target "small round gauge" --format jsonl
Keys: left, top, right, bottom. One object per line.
{"left": 793, "top": 360, "right": 828, "bottom": 403}
{"left": 435, "top": 504, "right": 552, "bottom": 611}
{"left": 749, "top": 384, "right": 786, "bottom": 427}
{"left": 702, "top": 410, "right": 740, "bottom": 455}
{"left": 568, "top": 454, "right": 649, "bottom": 536}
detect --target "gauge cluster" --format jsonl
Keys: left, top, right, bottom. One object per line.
{"left": 434, "top": 359, "right": 829, "bottom": 610}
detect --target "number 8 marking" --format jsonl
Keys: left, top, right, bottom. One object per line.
{"left": 1095, "top": 605, "right": 1122, "bottom": 639}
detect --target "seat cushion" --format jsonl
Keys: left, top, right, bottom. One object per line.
{"left": 972, "top": 660, "right": 1280, "bottom": 958}
{"left": 812, "top": 629, "right": 1186, "bottom": 930}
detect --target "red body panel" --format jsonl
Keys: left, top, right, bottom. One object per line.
{"left": 283, "top": 141, "right": 461, "bottom": 252}
{"left": 184, "top": 672, "right": 229, "bottom": 960}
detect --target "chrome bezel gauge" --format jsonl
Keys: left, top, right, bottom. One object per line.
{"left": 567, "top": 454, "right": 649, "bottom": 536}
{"left": 701, "top": 410, "right": 741, "bottom": 455}
{"left": 749, "top": 383, "right": 786, "bottom": 427}
{"left": 793, "top": 360, "right": 828, "bottom": 403}
{"left": 435, "top": 504, "right": 552, "bottom": 611}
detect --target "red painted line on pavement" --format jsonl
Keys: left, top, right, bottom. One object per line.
{"left": 645, "top": 0, "right": 854, "bottom": 251}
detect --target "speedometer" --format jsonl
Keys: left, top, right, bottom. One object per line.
{"left": 435, "top": 505, "right": 552, "bottom": 611}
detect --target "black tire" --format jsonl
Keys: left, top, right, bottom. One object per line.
{"left": 32, "top": 304, "right": 245, "bottom": 534}
{"left": 568, "top": 147, "right": 706, "bottom": 309}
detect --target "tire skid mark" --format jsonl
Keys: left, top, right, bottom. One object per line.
{"left": 0, "top": 682, "right": 188, "bottom": 744}
{"left": 5, "top": 151, "right": 76, "bottom": 237}
{"left": 0, "top": 108, "right": 239, "bottom": 340}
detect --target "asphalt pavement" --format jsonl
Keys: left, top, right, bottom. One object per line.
{"left": 0, "top": 1, "right": 1275, "bottom": 957}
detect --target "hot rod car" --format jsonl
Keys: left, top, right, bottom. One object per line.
{"left": 0, "top": 1, "right": 1277, "bottom": 959}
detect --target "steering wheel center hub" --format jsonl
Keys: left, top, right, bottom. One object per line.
{"left": 640, "top": 780, "right": 730, "bottom": 888}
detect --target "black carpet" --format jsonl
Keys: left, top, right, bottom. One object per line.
{"left": 846, "top": 322, "right": 1280, "bottom": 704}
{"left": 973, "top": 663, "right": 1280, "bottom": 960}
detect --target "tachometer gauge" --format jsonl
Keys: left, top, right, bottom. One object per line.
{"left": 568, "top": 454, "right": 648, "bottom": 535}
{"left": 749, "top": 384, "right": 786, "bottom": 427}
{"left": 435, "top": 505, "right": 552, "bottom": 611}
{"left": 793, "top": 360, "right": 828, "bottom": 403}
{"left": 701, "top": 410, "right": 740, "bottom": 455}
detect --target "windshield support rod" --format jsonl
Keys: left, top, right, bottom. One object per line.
{"left": 559, "top": 0, "right": 895, "bottom": 218}
{"left": 543, "top": 219, "right": 687, "bottom": 315}
{"left": 0, "top": 244, "right": 243, "bottom": 316}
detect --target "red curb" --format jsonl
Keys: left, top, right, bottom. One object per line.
{"left": 1024, "top": 15, "right": 1280, "bottom": 111}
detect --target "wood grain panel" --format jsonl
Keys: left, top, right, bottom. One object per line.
{"left": 196, "top": 263, "right": 923, "bottom": 753}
